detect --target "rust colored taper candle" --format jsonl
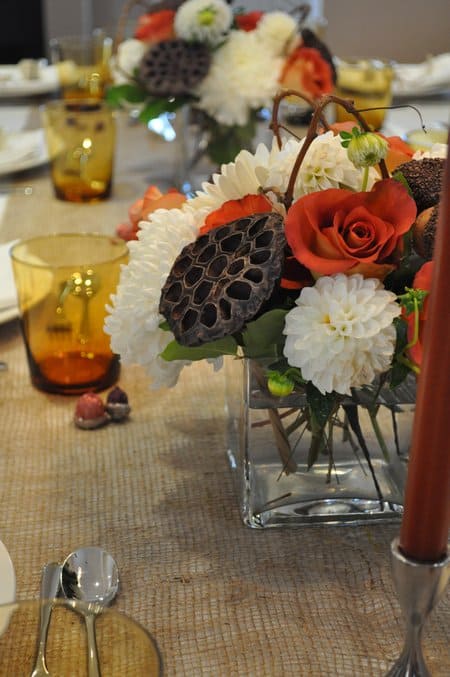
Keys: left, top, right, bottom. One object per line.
{"left": 399, "top": 135, "right": 450, "bottom": 563}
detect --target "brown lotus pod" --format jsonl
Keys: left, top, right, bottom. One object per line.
{"left": 412, "top": 206, "right": 438, "bottom": 260}
{"left": 159, "top": 212, "right": 286, "bottom": 347}
{"left": 139, "top": 39, "right": 210, "bottom": 96}
{"left": 394, "top": 158, "right": 444, "bottom": 212}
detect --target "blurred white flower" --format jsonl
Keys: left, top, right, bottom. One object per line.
{"left": 174, "top": 0, "right": 233, "bottom": 46}
{"left": 283, "top": 274, "right": 400, "bottom": 395}
{"left": 195, "top": 30, "right": 283, "bottom": 126}
{"left": 105, "top": 205, "right": 207, "bottom": 389}
{"left": 267, "top": 132, "right": 378, "bottom": 199}
{"left": 255, "top": 11, "right": 298, "bottom": 56}
{"left": 114, "top": 39, "right": 146, "bottom": 82}
{"left": 413, "top": 143, "right": 447, "bottom": 160}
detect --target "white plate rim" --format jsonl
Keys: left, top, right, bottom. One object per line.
{"left": 0, "top": 305, "right": 18, "bottom": 325}
{"left": 0, "top": 541, "right": 15, "bottom": 606}
{"left": 0, "top": 129, "right": 48, "bottom": 177}
{"left": 0, "top": 66, "right": 59, "bottom": 98}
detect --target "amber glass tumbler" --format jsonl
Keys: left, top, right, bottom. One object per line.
{"left": 10, "top": 234, "right": 128, "bottom": 395}
{"left": 335, "top": 58, "right": 393, "bottom": 131}
{"left": 43, "top": 99, "right": 115, "bottom": 202}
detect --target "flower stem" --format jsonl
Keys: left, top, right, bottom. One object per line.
{"left": 368, "top": 406, "right": 390, "bottom": 462}
{"left": 361, "top": 166, "right": 369, "bottom": 192}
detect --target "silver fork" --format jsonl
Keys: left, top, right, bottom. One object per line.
{"left": 30, "top": 562, "right": 61, "bottom": 677}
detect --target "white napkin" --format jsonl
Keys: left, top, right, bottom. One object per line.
{"left": 0, "top": 241, "right": 18, "bottom": 310}
{"left": 393, "top": 53, "right": 450, "bottom": 97}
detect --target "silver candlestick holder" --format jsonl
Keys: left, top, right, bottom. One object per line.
{"left": 386, "top": 537, "right": 450, "bottom": 676}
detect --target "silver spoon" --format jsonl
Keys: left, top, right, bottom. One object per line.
{"left": 31, "top": 562, "right": 61, "bottom": 677}
{"left": 60, "top": 547, "right": 119, "bottom": 677}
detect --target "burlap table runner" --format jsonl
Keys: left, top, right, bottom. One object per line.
{"left": 0, "top": 108, "right": 448, "bottom": 676}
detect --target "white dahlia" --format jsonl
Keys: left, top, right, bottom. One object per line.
{"left": 267, "top": 131, "right": 378, "bottom": 199}
{"left": 195, "top": 30, "right": 283, "bottom": 126}
{"left": 105, "top": 205, "right": 207, "bottom": 389}
{"left": 174, "top": 0, "right": 232, "bottom": 46}
{"left": 283, "top": 274, "right": 400, "bottom": 395}
{"left": 255, "top": 11, "right": 298, "bottom": 56}
{"left": 113, "top": 38, "right": 146, "bottom": 83}
{"left": 189, "top": 142, "right": 272, "bottom": 212}
{"left": 413, "top": 143, "right": 447, "bottom": 160}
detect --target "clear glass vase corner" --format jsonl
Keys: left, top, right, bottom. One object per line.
{"left": 225, "top": 357, "right": 415, "bottom": 528}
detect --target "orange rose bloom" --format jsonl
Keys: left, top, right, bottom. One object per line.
{"left": 285, "top": 179, "right": 417, "bottom": 279}
{"left": 134, "top": 10, "right": 175, "bottom": 43}
{"left": 117, "top": 185, "right": 186, "bottom": 241}
{"left": 280, "top": 46, "right": 334, "bottom": 100}
{"left": 235, "top": 11, "right": 264, "bottom": 32}
{"left": 405, "top": 261, "right": 433, "bottom": 368}
{"left": 200, "top": 194, "right": 273, "bottom": 235}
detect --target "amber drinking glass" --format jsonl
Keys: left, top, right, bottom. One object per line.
{"left": 50, "top": 30, "right": 112, "bottom": 100}
{"left": 43, "top": 99, "right": 115, "bottom": 202}
{"left": 10, "top": 234, "right": 128, "bottom": 395}
{"left": 335, "top": 58, "right": 393, "bottom": 131}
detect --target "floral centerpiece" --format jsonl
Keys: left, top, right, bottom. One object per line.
{"left": 105, "top": 90, "right": 446, "bottom": 525}
{"left": 108, "top": 0, "right": 335, "bottom": 164}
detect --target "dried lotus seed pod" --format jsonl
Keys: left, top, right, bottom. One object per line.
{"left": 159, "top": 212, "right": 286, "bottom": 347}
{"left": 139, "top": 39, "right": 210, "bottom": 96}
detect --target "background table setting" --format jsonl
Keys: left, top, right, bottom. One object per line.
{"left": 0, "top": 2, "right": 450, "bottom": 674}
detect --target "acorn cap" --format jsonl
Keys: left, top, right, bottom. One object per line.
{"left": 159, "top": 212, "right": 286, "bottom": 347}
{"left": 422, "top": 205, "right": 439, "bottom": 260}
{"left": 139, "top": 39, "right": 210, "bottom": 96}
{"left": 394, "top": 158, "right": 444, "bottom": 212}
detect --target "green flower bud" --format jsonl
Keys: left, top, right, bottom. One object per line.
{"left": 267, "top": 372, "right": 295, "bottom": 398}
{"left": 347, "top": 132, "right": 388, "bottom": 168}
{"left": 198, "top": 8, "right": 216, "bottom": 26}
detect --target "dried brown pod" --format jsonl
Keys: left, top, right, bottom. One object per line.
{"left": 394, "top": 158, "right": 444, "bottom": 213}
{"left": 159, "top": 212, "right": 286, "bottom": 347}
{"left": 412, "top": 206, "right": 438, "bottom": 260}
{"left": 139, "top": 39, "right": 210, "bottom": 96}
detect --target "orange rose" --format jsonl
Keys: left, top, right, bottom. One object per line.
{"left": 279, "top": 46, "right": 334, "bottom": 100}
{"left": 235, "top": 11, "right": 264, "bottom": 32}
{"left": 117, "top": 185, "right": 186, "bottom": 241}
{"left": 405, "top": 261, "right": 433, "bottom": 368}
{"left": 285, "top": 179, "right": 417, "bottom": 279}
{"left": 134, "top": 10, "right": 175, "bottom": 43}
{"left": 200, "top": 194, "right": 273, "bottom": 235}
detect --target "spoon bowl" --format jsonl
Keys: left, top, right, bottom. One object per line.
{"left": 61, "top": 546, "right": 119, "bottom": 607}
{"left": 61, "top": 547, "right": 119, "bottom": 677}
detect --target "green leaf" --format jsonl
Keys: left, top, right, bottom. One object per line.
{"left": 138, "top": 96, "right": 190, "bottom": 124}
{"left": 306, "top": 383, "right": 337, "bottom": 430}
{"left": 106, "top": 84, "right": 147, "bottom": 106}
{"left": 339, "top": 131, "right": 353, "bottom": 140}
{"left": 390, "top": 317, "right": 411, "bottom": 387}
{"left": 392, "top": 170, "right": 413, "bottom": 196}
{"left": 160, "top": 335, "right": 238, "bottom": 362}
{"left": 241, "top": 309, "right": 289, "bottom": 359}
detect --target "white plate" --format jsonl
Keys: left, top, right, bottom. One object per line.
{"left": 0, "top": 129, "right": 48, "bottom": 177}
{"left": 0, "top": 541, "right": 15, "bottom": 606}
{"left": 0, "top": 64, "right": 59, "bottom": 98}
{"left": 0, "top": 305, "right": 18, "bottom": 324}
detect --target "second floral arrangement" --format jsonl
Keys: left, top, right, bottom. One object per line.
{"left": 109, "top": 0, "right": 335, "bottom": 164}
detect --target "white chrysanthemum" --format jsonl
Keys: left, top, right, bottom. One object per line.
{"left": 267, "top": 132, "right": 379, "bottom": 199}
{"left": 283, "top": 274, "right": 401, "bottom": 395}
{"left": 105, "top": 205, "right": 207, "bottom": 389}
{"left": 255, "top": 11, "right": 298, "bottom": 56}
{"left": 413, "top": 143, "right": 447, "bottom": 160}
{"left": 112, "top": 39, "right": 146, "bottom": 83}
{"left": 195, "top": 30, "right": 283, "bottom": 126}
{"left": 174, "top": 0, "right": 232, "bottom": 46}
{"left": 189, "top": 142, "right": 272, "bottom": 212}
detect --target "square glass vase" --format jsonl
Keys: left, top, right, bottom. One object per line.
{"left": 225, "top": 358, "right": 416, "bottom": 528}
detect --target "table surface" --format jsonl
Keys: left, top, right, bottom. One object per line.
{"left": 0, "top": 96, "right": 449, "bottom": 676}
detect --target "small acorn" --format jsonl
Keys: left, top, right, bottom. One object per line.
{"left": 74, "top": 393, "right": 109, "bottom": 430}
{"left": 105, "top": 386, "right": 131, "bottom": 422}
